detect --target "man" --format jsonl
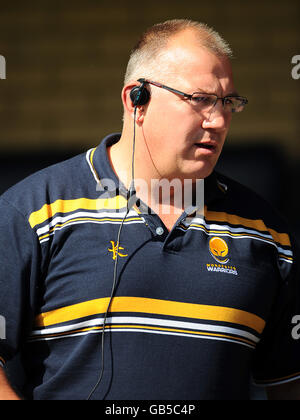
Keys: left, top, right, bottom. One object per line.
{"left": 0, "top": 19, "right": 300, "bottom": 400}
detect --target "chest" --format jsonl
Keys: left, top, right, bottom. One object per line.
{"left": 39, "top": 217, "right": 280, "bottom": 325}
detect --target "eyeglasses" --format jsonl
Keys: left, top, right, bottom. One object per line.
{"left": 138, "top": 78, "right": 248, "bottom": 114}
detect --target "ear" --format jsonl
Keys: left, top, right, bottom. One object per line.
{"left": 121, "top": 84, "right": 146, "bottom": 124}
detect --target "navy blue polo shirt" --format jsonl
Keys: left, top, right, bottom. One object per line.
{"left": 0, "top": 133, "right": 299, "bottom": 400}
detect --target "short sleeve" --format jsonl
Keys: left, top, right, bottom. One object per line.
{"left": 0, "top": 197, "right": 41, "bottom": 366}
{"left": 252, "top": 234, "right": 300, "bottom": 386}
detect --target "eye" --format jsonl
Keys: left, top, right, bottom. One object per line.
{"left": 224, "top": 97, "right": 235, "bottom": 105}
{"left": 191, "top": 94, "right": 216, "bottom": 106}
{"left": 223, "top": 96, "right": 245, "bottom": 113}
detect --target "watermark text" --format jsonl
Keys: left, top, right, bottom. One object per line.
{"left": 291, "top": 315, "right": 300, "bottom": 340}
{"left": 0, "top": 315, "right": 6, "bottom": 340}
{"left": 0, "top": 55, "right": 6, "bottom": 80}
{"left": 97, "top": 175, "right": 204, "bottom": 219}
{"left": 291, "top": 55, "right": 300, "bottom": 80}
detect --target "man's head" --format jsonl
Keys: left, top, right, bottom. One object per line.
{"left": 121, "top": 19, "right": 245, "bottom": 181}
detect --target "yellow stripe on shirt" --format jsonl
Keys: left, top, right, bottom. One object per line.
{"left": 29, "top": 196, "right": 128, "bottom": 228}
{"left": 35, "top": 296, "right": 266, "bottom": 334}
{"left": 205, "top": 208, "right": 291, "bottom": 247}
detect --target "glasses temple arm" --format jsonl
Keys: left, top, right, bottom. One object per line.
{"left": 138, "top": 78, "right": 192, "bottom": 100}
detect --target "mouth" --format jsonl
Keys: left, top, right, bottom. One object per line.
{"left": 193, "top": 142, "right": 217, "bottom": 152}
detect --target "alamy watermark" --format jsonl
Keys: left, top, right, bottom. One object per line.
{"left": 291, "top": 55, "right": 300, "bottom": 80}
{"left": 0, "top": 55, "right": 6, "bottom": 80}
{"left": 0, "top": 315, "right": 6, "bottom": 340}
{"left": 96, "top": 174, "right": 205, "bottom": 220}
{"left": 291, "top": 315, "right": 300, "bottom": 340}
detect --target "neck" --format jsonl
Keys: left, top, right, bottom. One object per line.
{"left": 108, "top": 129, "right": 200, "bottom": 218}
{"left": 108, "top": 125, "right": 161, "bottom": 192}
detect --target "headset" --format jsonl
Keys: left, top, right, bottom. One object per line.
{"left": 86, "top": 79, "right": 150, "bottom": 400}
{"left": 129, "top": 78, "right": 151, "bottom": 107}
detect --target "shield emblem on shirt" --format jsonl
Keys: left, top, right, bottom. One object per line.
{"left": 209, "top": 237, "right": 230, "bottom": 264}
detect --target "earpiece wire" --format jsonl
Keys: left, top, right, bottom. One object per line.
{"left": 86, "top": 106, "right": 138, "bottom": 400}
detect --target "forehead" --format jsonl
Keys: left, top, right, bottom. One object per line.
{"left": 158, "top": 32, "right": 235, "bottom": 94}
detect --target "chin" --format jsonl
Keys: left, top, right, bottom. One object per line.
{"left": 185, "top": 162, "right": 216, "bottom": 180}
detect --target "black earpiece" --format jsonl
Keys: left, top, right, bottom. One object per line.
{"left": 130, "top": 78, "right": 150, "bottom": 106}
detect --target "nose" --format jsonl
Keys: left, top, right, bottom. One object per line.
{"left": 201, "top": 101, "right": 231, "bottom": 131}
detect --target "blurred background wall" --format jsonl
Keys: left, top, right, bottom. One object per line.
{"left": 0, "top": 1, "right": 299, "bottom": 223}
{"left": 0, "top": 0, "right": 299, "bottom": 399}
{"left": 0, "top": 0, "right": 299, "bottom": 153}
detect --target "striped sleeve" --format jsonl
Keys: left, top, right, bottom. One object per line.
{"left": 0, "top": 197, "right": 41, "bottom": 365}
{"left": 252, "top": 233, "right": 300, "bottom": 386}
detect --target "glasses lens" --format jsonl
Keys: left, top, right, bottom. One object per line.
{"left": 191, "top": 94, "right": 217, "bottom": 111}
{"left": 224, "top": 96, "right": 248, "bottom": 113}
{"left": 191, "top": 93, "right": 248, "bottom": 113}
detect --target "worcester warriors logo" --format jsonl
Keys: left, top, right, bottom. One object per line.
{"left": 207, "top": 237, "right": 238, "bottom": 276}
{"left": 209, "top": 237, "right": 229, "bottom": 264}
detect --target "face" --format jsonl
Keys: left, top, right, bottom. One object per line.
{"left": 139, "top": 31, "right": 236, "bottom": 181}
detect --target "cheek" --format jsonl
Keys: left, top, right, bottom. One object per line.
{"left": 144, "top": 103, "right": 188, "bottom": 144}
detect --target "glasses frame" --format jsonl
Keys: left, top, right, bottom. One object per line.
{"left": 137, "top": 78, "right": 248, "bottom": 113}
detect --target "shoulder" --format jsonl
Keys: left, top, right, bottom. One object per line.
{"left": 214, "top": 170, "right": 289, "bottom": 232}
{"left": 0, "top": 150, "right": 95, "bottom": 220}
{"left": 212, "top": 171, "right": 297, "bottom": 275}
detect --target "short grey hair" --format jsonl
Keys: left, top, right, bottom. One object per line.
{"left": 124, "top": 19, "right": 233, "bottom": 85}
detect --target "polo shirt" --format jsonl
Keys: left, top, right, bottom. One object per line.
{"left": 0, "top": 133, "right": 299, "bottom": 400}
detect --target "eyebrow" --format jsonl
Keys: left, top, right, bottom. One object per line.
{"left": 195, "top": 88, "right": 240, "bottom": 97}
{"left": 226, "top": 91, "right": 240, "bottom": 97}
